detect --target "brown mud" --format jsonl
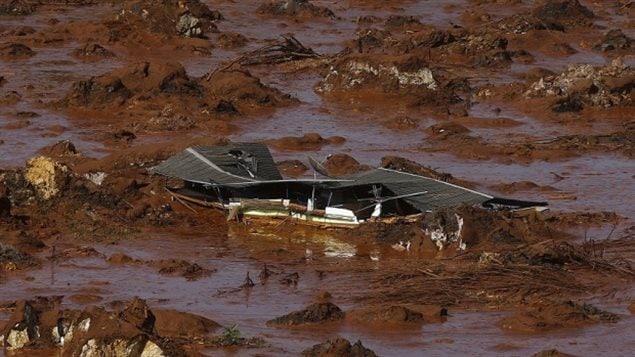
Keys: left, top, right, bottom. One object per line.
{"left": 1, "top": 0, "right": 635, "bottom": 356}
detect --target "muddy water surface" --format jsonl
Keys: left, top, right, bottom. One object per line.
{"left": 1, "top": 0, "right": 634, "bottom": 356}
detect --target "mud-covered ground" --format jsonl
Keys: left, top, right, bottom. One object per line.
{"left": 0, "top": 1, "right": 634, "bottom": 356}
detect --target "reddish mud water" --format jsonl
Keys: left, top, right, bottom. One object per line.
{"left": 1, "top": 1, "right": 634, "bottom": 356}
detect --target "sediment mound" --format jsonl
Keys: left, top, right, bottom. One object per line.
{"left": 276, "top": 160, "right": 308, "bottom": 177}
{"left": 71, "top": 42, "right": 116, "bottom": 60}
{"left": 268, "top": 302, "right": 344, "bottom": 326}
{"left": 201, "top": 69, "right": 296, "bottom": 113}
{"left": 153, "top": 309, "right": 220, "bottom": 338}
{"left": 0, "top": 0, "right": 36, "bottom": 16}
{"left": 525, "top": 59, "right": 634, "bottom": 112}
{"left": 0, "top": 243, "right": 38, "bottom": 271}
{"left": 266, "top": 133, "right": 344, "bottom": 151}
{"left": 0, "top": 297, "right": 213, "bottom": 355}
{"left": 322, "top": 153, "right": 370, "bottom": 176}
{"left": 347, "top": 305, "right": 425, "bottom": 324}
{"left": 533, "top": 0, "right": 595, "bottom": 30}
{"left": 532, "top": 349, "right": 576, "bottom": 357}
{"left": 114, "top": 0, "right": 221, "bottom": 39}
{"left": 499, "top": 300, "right": 619, "bottom": 332}
{"left": 0, "top": 42, "right": 34, "bottom": 58}
{"left": 257, "top": 0, "right": 335, "bottom": 18}
{"left": 302, "top": 338, "right": 377, "bottom": 357}
{"left": 316, "top": 54, "right": 438, "bottom": 94}
{"left": 593, "top": 29, "right": 633, "bottom": 55}
{"left": 38, "top": 140, "right": 79, "bottom": 159}
{"left": 55, "top": 62, "right": 294, "bottom": 131}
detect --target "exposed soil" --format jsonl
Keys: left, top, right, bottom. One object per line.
{"left": 1, "top": 0, "right": 634, "bottom": 355}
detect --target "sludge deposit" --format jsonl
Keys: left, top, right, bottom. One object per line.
{"left": 0, "top": 0, "right": 634, "bottom": 356}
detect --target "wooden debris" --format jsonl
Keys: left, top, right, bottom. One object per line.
{"left": 238, "top": 35, "right": 319, "bottom": 66}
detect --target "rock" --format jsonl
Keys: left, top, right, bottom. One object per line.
{"left": 302, "top": 338, "right": 377, "bottom": 357}
{"left": 24, "top": 157, "right": 70, "bottom": 200}
{"left": 0, "top": 298, "right": 185, "bottom": 355}
{"left": 628, "top": 301, "right": 635, "bottom": 314}
{"left": 182, "top": 0, "right": 222, "bottom": 21}
{"left": 176, "top": 11, "right": 203, "bottom": 38}
{"left": 76, "top": 336, "right": 151, "bottom": 357}
{"left": 140, "top": 340, "right": 165, "bottom": 357}
{"left": 268, "top": 302, "right": 344, "bottom": 326}
{"left": 120, "top": 297, "right": 156, "bottom": 333}
{"left": 2, "top": 301, "right": 40, "bottom": 350}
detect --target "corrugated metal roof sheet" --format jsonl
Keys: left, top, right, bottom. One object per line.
{"left": 334, "top": 168, "right": 492, "bottom": 211}
{"left": 150, "top": 142, "right": 282, "bottom": 184}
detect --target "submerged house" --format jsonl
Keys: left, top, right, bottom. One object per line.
{"left": 150, "top": 142, "right": 547, "bottom": 228}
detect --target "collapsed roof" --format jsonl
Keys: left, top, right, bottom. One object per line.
{"left": 150, "top": 142, "right": 546, "bottom": 211}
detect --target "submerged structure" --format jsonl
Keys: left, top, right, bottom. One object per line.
{"left": 151, "top": 142, "right": 547, "bottom": 229}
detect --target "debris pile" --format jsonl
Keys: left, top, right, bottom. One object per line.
{"left": 0, "top": 297, "right": 218, "bottom": 355}
{"left": 257, "top": 0, "right": 335, "bottom": 18}
{"left": 238, "top": 35, "right": 319, "bottom": 66}
{"left": 317, "top": 54, "right": 437, "bottom": 94}
{"left": 114, "top": 0, "right": 221, "bottom": 39}
{"left": 525, "top": 59, "right": 634, "bottom": 112}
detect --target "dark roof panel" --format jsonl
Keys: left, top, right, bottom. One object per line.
{"left": 151, "top": 142, "right": 282, "bottom": 184}
{"left": 335, "top": 168, "right": 492, "bottom": 211}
